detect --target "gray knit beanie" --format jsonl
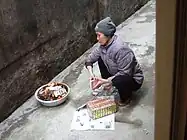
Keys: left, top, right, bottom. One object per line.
{"left": 95, "top": 17, "right": 116, "bottom": 37}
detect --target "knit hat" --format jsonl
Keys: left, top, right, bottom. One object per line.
{"left": 95, "top": 17, "right": 116, "bottom": 37}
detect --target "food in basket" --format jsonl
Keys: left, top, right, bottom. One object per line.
{"left": 38, "top": 82, "right": 68, "bottom": 101}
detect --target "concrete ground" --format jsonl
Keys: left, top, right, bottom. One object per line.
{"left": 0, "top": 0, "right": 155, "bottom": 140}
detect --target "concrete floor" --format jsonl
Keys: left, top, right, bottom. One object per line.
{"left": 0, "top": 0, "right": 155, "bottom": 140}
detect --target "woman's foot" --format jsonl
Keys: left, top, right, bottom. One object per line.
{"left": 116, "top": 98, "right": 131, "bottom": 106}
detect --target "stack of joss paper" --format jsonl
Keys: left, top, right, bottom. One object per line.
{"left": 87, "top": 98, "right": 117, "bottom": 120}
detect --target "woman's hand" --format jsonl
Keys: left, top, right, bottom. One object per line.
{"left": 86, "top": 66, "right": 95, "bottom": 79}
{"left": 92, "top": 77, "right": 112, "bottom": 90}
{"left": 90, "top": 77, "right": 101, "bottom": 90}
{"left": 102, "top": 82, "right": 112, "bottom": 90}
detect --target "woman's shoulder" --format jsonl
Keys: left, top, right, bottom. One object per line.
{"left": 114, "top": 36, "right": 132, "bottom": 52}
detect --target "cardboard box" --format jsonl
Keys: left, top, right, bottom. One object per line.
{"left": 87, "top": 98, "right": 117, "bottom": 119}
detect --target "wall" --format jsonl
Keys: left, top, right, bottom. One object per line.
{"left": 0, "top": 0, "right": 149, "bottom": 122}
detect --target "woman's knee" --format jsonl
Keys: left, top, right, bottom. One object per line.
{"left": 112, "top": 75, "right": 132, "bottom": 86}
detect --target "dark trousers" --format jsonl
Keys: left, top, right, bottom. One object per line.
{"left": 98, "top": 57, "right": 142, "bottom": 101}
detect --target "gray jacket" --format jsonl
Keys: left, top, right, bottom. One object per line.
{"left": 85, "top": 35, "right": 144, "bottom": 85}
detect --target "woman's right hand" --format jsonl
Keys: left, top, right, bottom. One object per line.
{"left": 86, "top": 66, "right": 95, "bottom": 80}
{"left": 90, "top": 76, "right": 99, "bottom": 90}
{"left": 89, "top": 73, "right": 95, "bottom": 80}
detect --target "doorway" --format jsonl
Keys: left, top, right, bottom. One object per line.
{"left": 155, "top": 0, "right": 187, "bottom": 139}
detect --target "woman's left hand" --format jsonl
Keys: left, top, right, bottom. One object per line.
{"left": 92, "top": 77, "right": 112, "bottom": 90}
{"left": 102, "top": 82, "right": 112, "bottom": 90}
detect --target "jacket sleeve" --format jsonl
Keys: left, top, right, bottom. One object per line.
{"left": 85, "top": 46, "right": 101, "bottom": 67}
{"left": 114, "top": 48, "right": 134, "bottom": 77}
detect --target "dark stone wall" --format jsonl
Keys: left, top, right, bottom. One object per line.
{"left": 0, "top": 0, "right": 149, "bottom": 122}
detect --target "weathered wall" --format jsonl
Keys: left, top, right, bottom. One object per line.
{"left": 0, "top": 0, "right": 149, "bottom": 122}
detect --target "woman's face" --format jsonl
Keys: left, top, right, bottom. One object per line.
{"left": 96, "top": 32, "right": 109, "bottom": 46}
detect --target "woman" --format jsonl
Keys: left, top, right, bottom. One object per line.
{"left": 85, "top": 17, "right": 144, "bottom": 106}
